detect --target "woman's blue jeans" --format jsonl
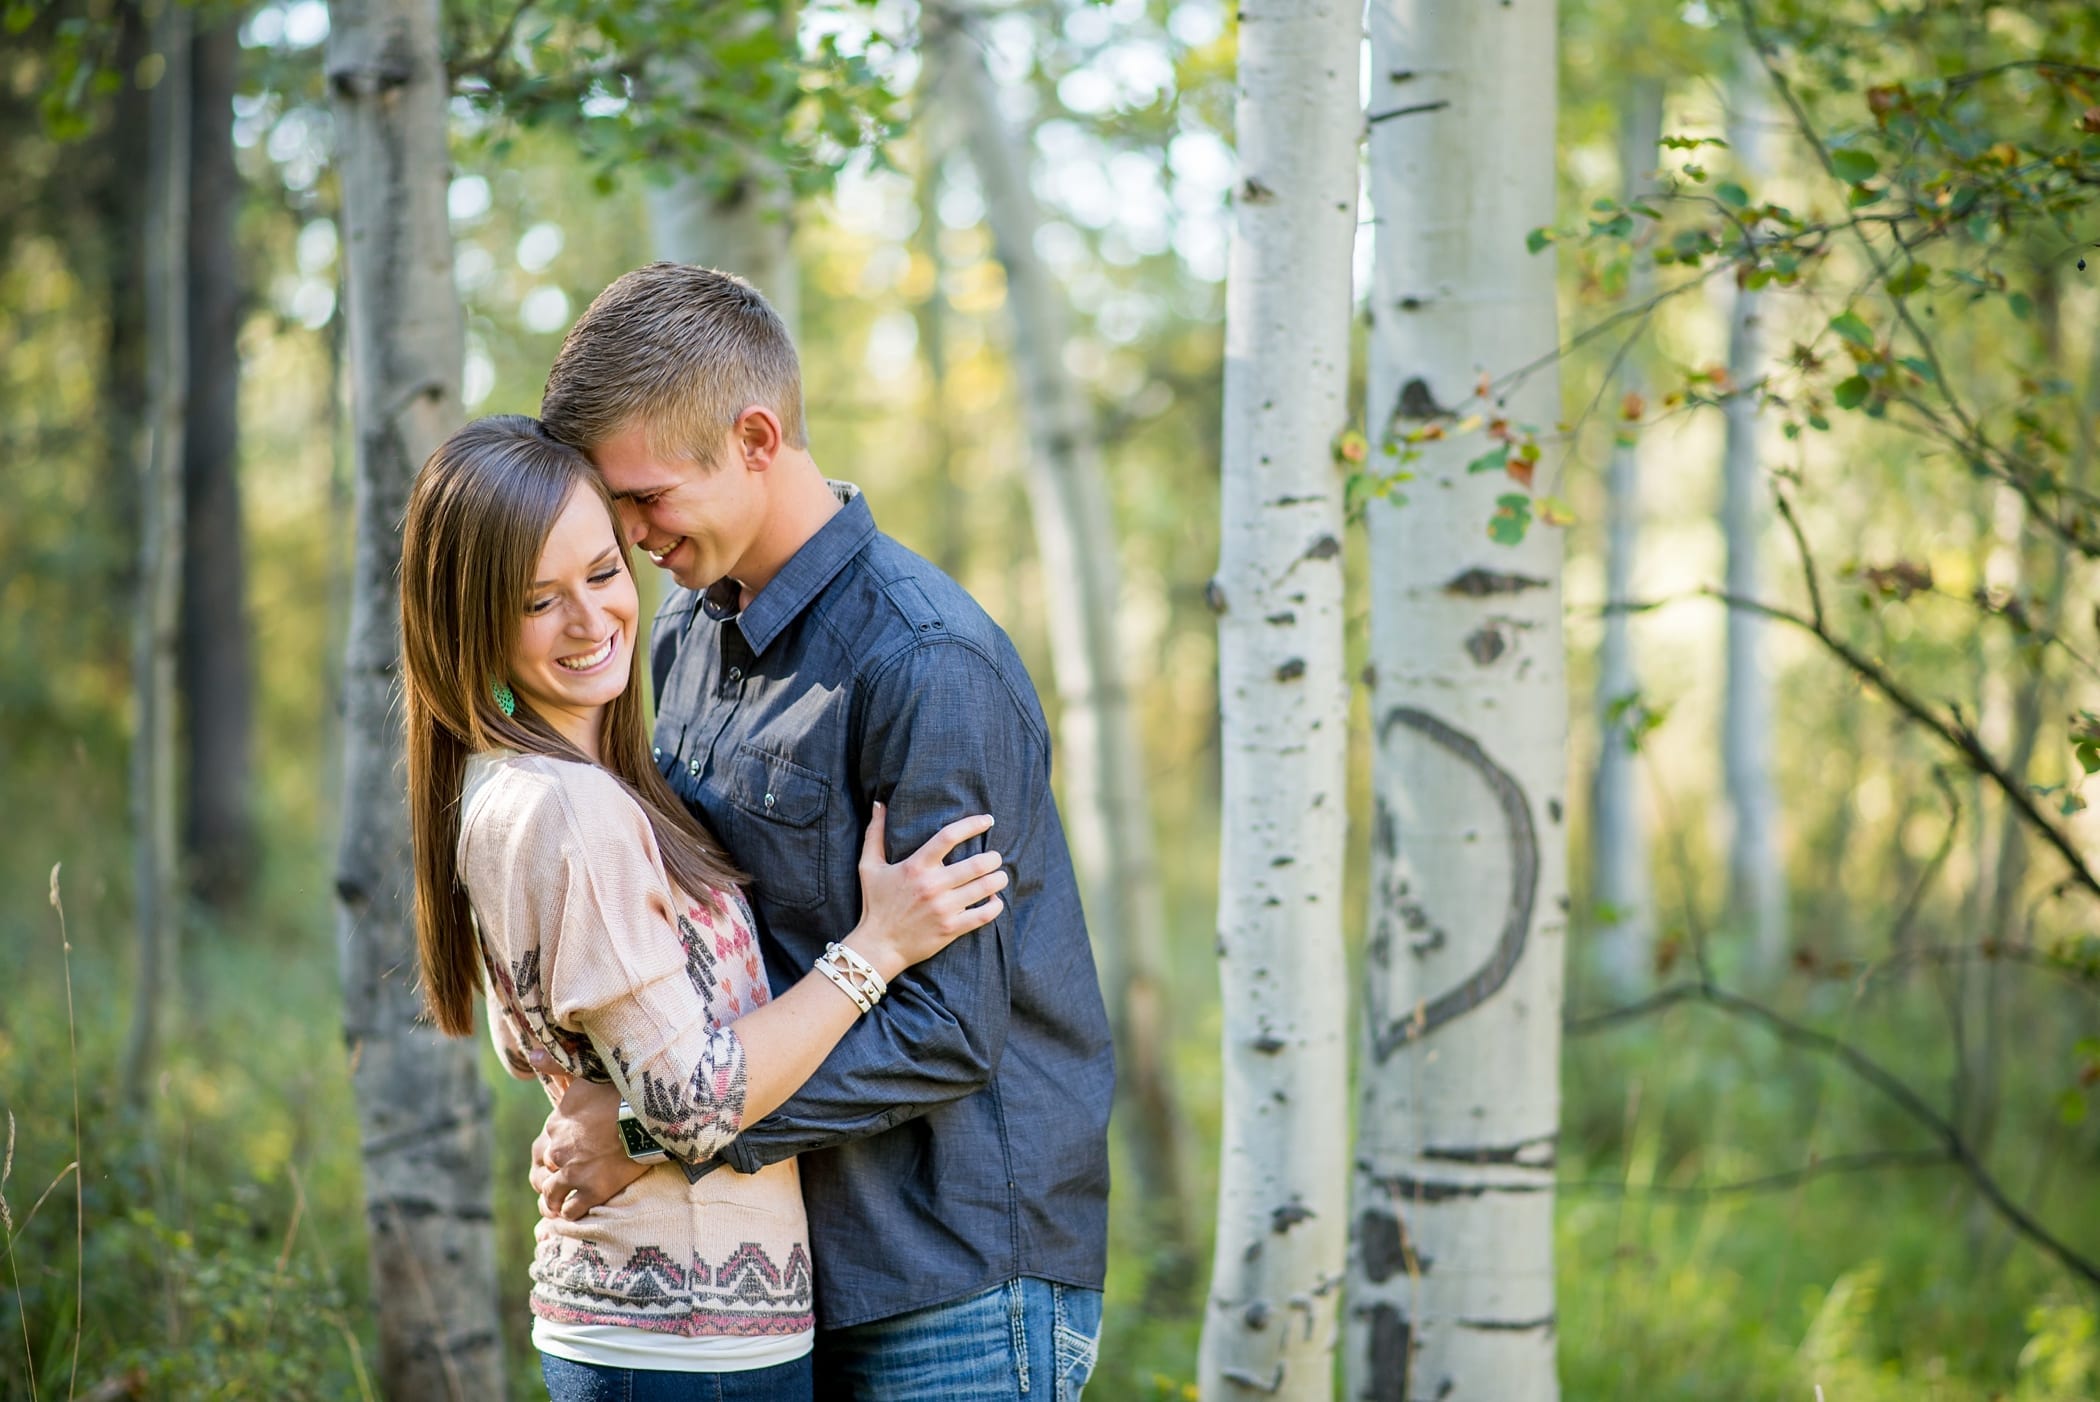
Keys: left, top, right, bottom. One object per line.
{"left": 812, "top": 1276, "right": 1104, "bottom": 1401}
{"left": 541, "top": 1349, "right": 813, "bottom": 1402}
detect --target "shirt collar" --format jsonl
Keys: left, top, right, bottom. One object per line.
{"left": 702, "top": 481, "right": 875, "bottom": 656}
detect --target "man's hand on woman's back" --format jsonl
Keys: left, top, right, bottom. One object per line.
{"left": 529, "top": 1073, "right": 647, "bottom": 1219}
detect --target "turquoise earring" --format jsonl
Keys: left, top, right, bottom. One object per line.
{"left": 492, "top": 680, "right": 517, "bottom": 718}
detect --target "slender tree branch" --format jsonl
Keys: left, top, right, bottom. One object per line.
{"left": 1939, "top": 59, "right": 2100, "bottom": 92}
{"left": 1560, "top": 1148, "right": 1954, "bottom": 1199}
{"left": 1704, "top": 587, "right": 2100, "bottom": 902}
{"left": 1887, "top": 767, "right": 1961, "bottom": 954}
{"left": 1564, "top": 977, "right": 2100, "bottom": 1288}
{"left": 448, "top": 0, "right": 536, "bottom": 83}
{"left": 1773, "top": 487, "right": 1825, "bottom": 633}
{"left": 1565, "top": 981, "right": 1701, "bottom": 1034}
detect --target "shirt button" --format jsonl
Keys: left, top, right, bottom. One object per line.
{"left": 727, "top": 666, "right": 744, "bottom": 683}
{"left": 651, "top": 747, "right": 661, "bottom": 760}
{"left": 764, "top": 793, "right": 776, "bottom": 810}
{"left": 688, "top": 759, "right": 701, "bottom": 776}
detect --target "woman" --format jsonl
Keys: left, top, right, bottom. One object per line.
{"left": 399, "top": 415, "right": 1008, "bottom": 1401}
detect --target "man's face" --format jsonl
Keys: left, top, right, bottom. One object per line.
{"left": 592, "top": 420, "right": 760, "bottom": 592}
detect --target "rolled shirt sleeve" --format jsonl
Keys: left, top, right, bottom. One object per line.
{"left": 717, "top": 639, "right": 1042, "bottom": 1171}
{"left": 465, "top": 762, "right": 751, "bottom": 1167}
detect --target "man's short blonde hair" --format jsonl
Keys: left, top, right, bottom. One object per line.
{"left": 541, "top": 262, "right": 807, "bottom": 465}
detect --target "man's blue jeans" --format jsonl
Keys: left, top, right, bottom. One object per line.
{"left": 813, "top": 1277, "right": 1103, "bottom": 1401}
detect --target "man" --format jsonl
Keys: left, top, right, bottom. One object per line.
{"left": 531, "top": 263, "right": 1113, "bottom": 1398}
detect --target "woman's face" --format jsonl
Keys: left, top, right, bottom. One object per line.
{"left": 509, "top": 484, "right": 638, "bottom": 756}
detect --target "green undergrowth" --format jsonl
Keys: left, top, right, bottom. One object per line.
{"left": 3, "top": 892, "right": 2094, "bottom": 1399}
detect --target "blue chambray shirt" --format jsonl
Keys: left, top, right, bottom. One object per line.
{"left": 649, "top": 485, "right": 1114, "bottom": 1330}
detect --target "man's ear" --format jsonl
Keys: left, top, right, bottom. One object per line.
{"left": 732, "top": 405, "right": 785, "bottom": 472}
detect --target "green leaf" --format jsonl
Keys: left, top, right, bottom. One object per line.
{"left": 1831, "top": 148, "right": 1880, "bottom": 183}
{"left": 2057, "top": 1088, "right": 2088, "bottom": 1127}
{"left": 2063, "top": 790, "right": 2088, "bottom": 817}
{"left": 1716, "top": 181, "right": 1749, "bottom": 210}
{"left": 1885, "top": 262, "right": 1929, "bottom": 296}
{"left": 2009, "top": 292, "right": 2034, "bottom": 320}
{"left": 1467, "top": 444, "right": 1511, "bottom": 475}
{"left": 2077, "top": 741, "right": 2100, "bottom": 775}
{"left": 1526, "top": 227, "right": 1556, "bottom": 255}
{"left": 1488, "top": 493, "right": 1533, "bottom": 546}
{"left": 1829, "top": 311, "right": 1875, "bottom": 348}
{"left": 1834, "top": 376, "right": 1872, "bottom": 409}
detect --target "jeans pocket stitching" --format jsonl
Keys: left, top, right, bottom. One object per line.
{"left": 1053, "top": 1324, "right": 1099, "bottom": 1402}
{"left": 1009, "top": 1278, "right": 1032, "bottom": 1395}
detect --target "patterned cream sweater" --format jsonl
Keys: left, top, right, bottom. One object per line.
{"left": 459, "top": 750, "right": 813, "bottom": 1338}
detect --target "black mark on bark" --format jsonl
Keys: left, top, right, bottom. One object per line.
{"left": 1443, "top": 567, "right": 1548, "bottom": 597}
{"left": 1271, "top": 1200, "right": 1315, "bottom": 1233}
{"left": 1458, "top": 1313, "right": 1557, "bottom": 1332}
{"left": 1367, "top": 1174, "right": 1551, "bottom": 1202}
{"left": 1420, "top": 1134, "right": 1558, "bottom": 1167}
{"left": 1367, "top": 100, "right": 1453, "bottom": 124}
{"left": 1205, "top": 577, "right": 1228, "bottom": 615}
{"left": 1275, "top": 658, "right": 1307, "bottom": 682}
{"left": 1465, "top": 624, "right": 1506, "bottom": 665}
{"left": 1357, "top": 1208, "right": 1430, "bottom": 1283}
{"left": 1395, "top": 377, "right": 1449, "bottom": 420}
{"left": 1241, "top": 176, "right": 1277, "bottom": 204}
{"left": 1365, "top": 1306, "right": 1411, "bottom": 1402}
{"left": 1304, "top": 533, "right": 1342, "bottom": 562}
{"left": 1366, "top": 708, "right": 1538, "bottom": 1060}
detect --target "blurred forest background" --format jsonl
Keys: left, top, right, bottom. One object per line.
{"left": 3, "top": 0, "right": 2099, "bottom": 1397}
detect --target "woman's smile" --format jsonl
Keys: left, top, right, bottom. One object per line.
{"left": 557, "top": 634, "right": 618, "bottom": 674}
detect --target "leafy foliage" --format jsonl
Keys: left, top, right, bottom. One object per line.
{"left": 449, "top": 0, "right": 904, "bottom": 198}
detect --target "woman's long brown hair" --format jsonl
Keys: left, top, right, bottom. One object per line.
{"left": 400, "top": 415, "right": 745, "bottom": 1037}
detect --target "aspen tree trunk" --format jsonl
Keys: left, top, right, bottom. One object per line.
{"left": 122, "top": 0, "right": 190, "bottom": 1111}
{"left": 1348, "top": 0, "right": 1568, "bottom": 1395}
{"left": 326, "top": 2, "right": 505, "bottom": 1395}
{"left": 643, "top": 5, "right": 800, "bottom": 332}
{"left": 646, "top": 169, "right": 798, "bottom": 333}
{"left": 98, "top": 3, "right": 151, "bottom": 602}
{"left": 1966, "top": 276, "right": 2091, "bottom": 1178}
{"left": 181, "top": 14, "right": 256, "bottom": 913}
{"left": 1590, "top": 79, "right": 1662, "bottom": 997}
{"left": 933, "top": 8, "right": 1193, "bottom": 1274}
{"left": 1196, "top": 4, "right": 1359, "bottom": 1395}
{"left": 910, "top": 124, "right": 967, "bottom": 577}
{"left": 1722, "top": 60, "right": 1787, "bottom": 971}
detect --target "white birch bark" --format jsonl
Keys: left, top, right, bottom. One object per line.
{"left": 1196, "top": 4, "right": 1359, "bottom": 1395}
{"left": 123, "top": 0, "right": 190, "bottom": 1111}
{"left": 1591, "top": 80, "right": 1663, "bottom": 997}
{"left": 1722, "top": 58, "right": 1788, "bottom": 970}
{"left": 326, "top": 2, "right": 504, "bottom": 1395}
{"left": 931, "top": 8, "right": 1193, "bottom": 1269}
{"left": 1348, "top": 0, "right": 1568, "bottom": 1396}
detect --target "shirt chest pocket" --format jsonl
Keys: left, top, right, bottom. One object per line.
{"left": 724, "top": 743, "right": 831, "bottom": 911}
